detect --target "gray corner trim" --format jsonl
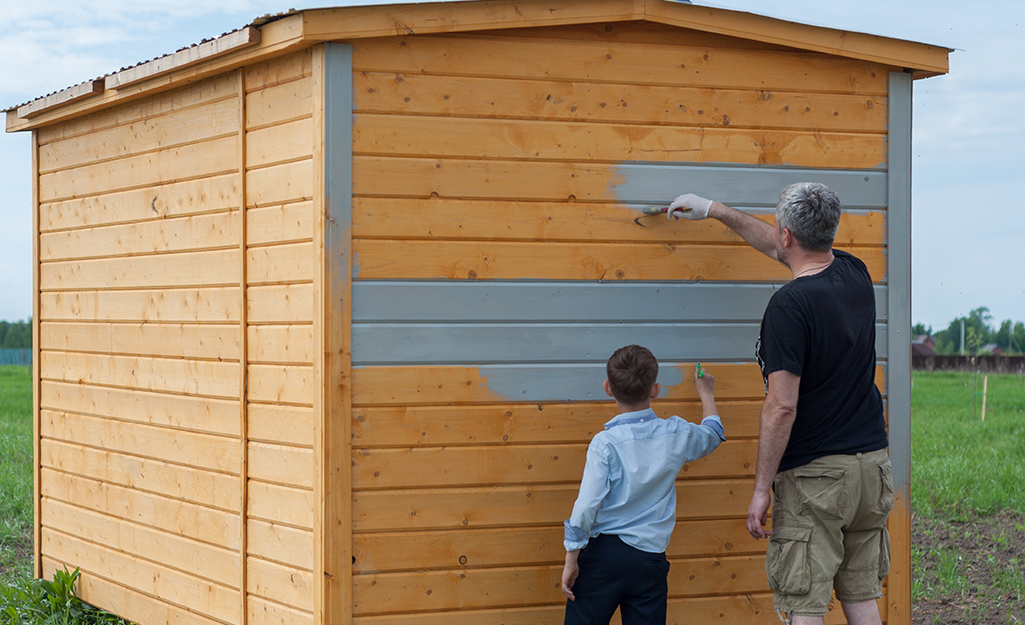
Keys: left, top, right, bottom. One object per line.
{"left": 886, "top": 71, "right": 913, "bottom": 493}
{"left": 324, "top": 43, "right": 353, "bottom": 238}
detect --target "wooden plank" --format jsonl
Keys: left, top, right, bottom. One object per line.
{"left": 248, "top": 364, "right": 315, "bottom": 406}
{"left": 247, "top": 201, "right": 314, "bottom": 246}
{"left": 39, "top": 287, "right": 241, "bottom": 323}
{"left": 245, "top": 49, "right": 313, "bottom": 93}
{"left": 40, "top": 321, "right": 241, "bottom": 361}
{"left": 32, "top": 130, "right": 42, "bottom": 577}
{"left": 42, "top": 499, "right": 239, "bottom": 586}
{"left": 40, "top": 466, "right": 241, "bottom": 547}
{"left": 352, "top": 197, "right": 886, "bottom": 246}
{"left": 35, "top": 73, "right": 238, "bottom": 146}
{"left": 40, "top": 440, "right": 239, "bottom": 513}
{"left": 246, "top": 76, "right": 314, "bottom": 130}
{"left": 40, "top": 380, "right": 239, "bottom": 437}
{"left": 41, "top": 410, "right": 241, "bottom": 474}
{"left": 352, "top": 400, "right": 762, "bottom": 447}
{"left": 247, "top": 284, "right": 314, "bottom": 324}
{"left": 247, "top": 159, "right": 315, "bottom": 208}
{"left": 39, "top": 135, "right": 240, "bottom": 203}
{"left": 247, "top": 481, "right": 314, "bottom": 529}
{"left": 247, "top": 117, "right": 315, "bottom": 169}
{"left": 350, "top": 35, "right": 891, "bottom": 95}
{"left": 42, "top": 529, "right": 241, "bottom": 625}
{"left": 248, "top": 442, "right": 315, "bottom": 489}
{"left": 247, "top": 557, "right": 314, "bottom": 611}
{"left": 40, "top": 211, "right": 240, "bottom": 262}
{"left": 40, "top": 351, "right": 240, "bottom": 399}
{"left": 38, "top": 97, "right": 241, "bottom": 174}
{"left": 249, "top": 596, "right": 314, "bottom": 625}
{"left": 18, "top": 79, "right": 104, "bottom": 119}
{"left": 39, "top": 174, "right": 240, "bottom": 232}
{"left": 352, "top": 480, "right": 752, "bottom": 532}
{"left": 42, "top": 561, "right": 228, "bottom": 625}
{"left": 40, "top": 248, "right": 240, "bottom": 291}
{"left": 248, "top": 403, "right": 314, "bottom": 447}
{"left": 353, "top": 113, "right": 886, "bottom": 169}
{"left": 352, "top": 518, "right": 759, "bottom": 573}
{"left": 353, "top": 71, "right": 889, "bottom": 133}
{"left": 247, "top": 242, "right": 315, "bottom": 285}
{"left": 352, "top": 440, "right": 755, "bottom": 489}
{"left": 248, "top": 325, "right": 314, "bottom": 364}
{"left": 247, "top": 520, "right": 314, "bottom": 571}
{"left": 351, "top": 239, "right": 885, "bottom": 282}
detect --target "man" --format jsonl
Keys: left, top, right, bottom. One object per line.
{"left": 667, "top": 184, "right": 893, "bottom": 625}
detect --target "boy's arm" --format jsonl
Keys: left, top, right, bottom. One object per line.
{"left": 677, "top": 364, "right": 726, "bottom": 461}
{"left": 563, "top": 440, "right": 611, "bottom": 552}
{"left": 561, "top": 549, "right": 580, "bottom": 600}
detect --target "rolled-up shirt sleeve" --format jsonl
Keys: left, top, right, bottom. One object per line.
{"left": 563, "top": 439, "right": 611, "bottom": 551}
{"left": 701, "top": 415, "right": 726, "bottom": 442}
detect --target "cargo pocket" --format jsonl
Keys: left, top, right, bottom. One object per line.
{"left": 876, "top": 461, "right": 895, "bottom": 517}
{"left": 794, "top": 467, "right": 847, "bottom": 519}
{"left": 765, "top": 526, "right": 812, "bottom": 595}
{"left": 878, "top": 526, "right": 891, "bottom": 579}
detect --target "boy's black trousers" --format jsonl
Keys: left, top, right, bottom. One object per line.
{"left": 564, "top": 533, "right": 670, "bottom": 625}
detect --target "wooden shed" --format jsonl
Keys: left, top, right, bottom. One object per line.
{"left": 5, "top": 1, "right": 949, "bottom": 623}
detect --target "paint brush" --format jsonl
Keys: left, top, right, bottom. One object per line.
{"left": 641, "top": 206, "right": 692, "bottom": 216}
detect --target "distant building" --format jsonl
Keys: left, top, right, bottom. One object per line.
{"left": 980, "top": 343, "right": 1006, "bottom": 356}
{"left": 912, "top": 335, "right": 937, "bottom": 357}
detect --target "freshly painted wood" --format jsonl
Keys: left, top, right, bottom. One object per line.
{"left": 351, "top": 400, "right": 762, "bottom": 447}
{"left": 41, "top": 410, "right": 241, "bottom": 474}
{"left": 40, "top": 321, "right": 241, "bottom": 361}
{"left": 39, "top": 211, "right": 240, "bottom": 261}
{"left": 42, "top": 529, "right": 241, "bottom": 625}
{"left": 247, "top": 325, "right": 314, "bottom": 364}
{"left": 352, "top": 197, "right": 886, "bottom": 246}
{"left": 39, "top": 135, "right": 239, "bottom": 203}
{"left": 246, "top": 77, "right": 314, "bottom": 130}
{"left": 40, "top": 380, "right": 239, "bottom": 436}
{"left": 246, "top": 285, "right": 314, "bottom": 324}
{"left": 352, "top": 480, "right": 753, "bottom": 532}
{"left": 247, "top": 364, "right": 315, "bottom": 406}
{"left": 39, "top": 287, "right": 241, "bottom": 323}
{"left": 351, "top": 239, "right": 885, "bottom": 283}
{"left": 18, "top": 79, "right": 104, "bottom": 119}
{"left": 353, "top": 113, "right": 886, "bottom": 169}
{"left": 248, "top": 403, "right": 315, "bottom": 447}
{"left": 40, "top": 441, "right": 240, "bottom": 513}
{"left": 107, "top": 28, "right": 261, "bottom": 90}
{"left": 40, "top": 351, "right": 240, "bottom": 399}
{"left": 246, "top": 242, "right": 315, "bottom": 285}
{"left": 353, "top": 71, "right": 889, "bottom": 133}
{"left": 350, "top": 35, "right": 891, "bottom": 95}
{"left": 248, "top": 442, "right": 315, "bottom": 488}
{"left": 247, "top": 117, "right": 315, "bottom": 169}
{"left": 39, "top": 175, "right": 240, "bottom": 232}
{"left": 246, "top": 481, "right": 314, "bottom": 529}
{"left": 38, "top": 97, "right": 241, "bottom": 174}
{"left": 246, "top": 201, "right": 314, "bottom": 246}
{"left": 40, "top": 249, "right": 240, "bottom": 291}
{"left": 246, "top": 159, "right": 315, "bottom": 207}
{"left": 43, "top": 499, "right": 240, "bottom": 586}
{"left": 248, "top": 519, "right": 314, "bottom": 570}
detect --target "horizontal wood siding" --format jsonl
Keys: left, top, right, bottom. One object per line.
{"left": 349, "top": 26, "right": 892, "bottom": 624}
{"left": 35, "top": 71, "right": 247, "bottom": 625}
{"left": 243, "top": 48, "right": 318, "bottom": 623}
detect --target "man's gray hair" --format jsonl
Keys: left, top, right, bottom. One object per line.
{"left": 775, "top": 182, "right": 841, "bottom": 252}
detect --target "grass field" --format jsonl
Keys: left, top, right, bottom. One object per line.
{"left": 0, "top": 366, "right": 1021, "bottom": 622}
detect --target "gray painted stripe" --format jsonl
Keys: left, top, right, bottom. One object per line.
{"left": 353, "top": 281, "right": 888, "bottom": 322}
{"left": 610, "top": 162, "right": 888, "bottom": 209}
{"left": 886, "top": 72, "right": 913, "bottom": 495}
{"left": 350, "top": 322, "right": 888, "bottom": 365}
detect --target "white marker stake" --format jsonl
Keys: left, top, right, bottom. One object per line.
{"left": 981, "top": 375, "right": 988, "bottom": 422}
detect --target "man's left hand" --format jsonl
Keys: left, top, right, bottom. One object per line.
{"left": 746, "top": 490, "right": 772, "bottom": 540}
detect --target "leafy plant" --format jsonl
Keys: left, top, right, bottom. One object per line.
{"left": 0, "top": 568, "right": 130, "bottom": 624}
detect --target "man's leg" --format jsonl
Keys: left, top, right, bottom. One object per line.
{"left": 840, "top": 599, "right": 883, "bottom": 625}
{"left": 790, "top": 616, "right": 824, "bottom": 625}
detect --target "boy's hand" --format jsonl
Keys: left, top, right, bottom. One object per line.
{"left": 694, "top": 363, "right": 715, "bottom": 397}
{"left": 561, "top": 552, "right": 580, "bottom": 600}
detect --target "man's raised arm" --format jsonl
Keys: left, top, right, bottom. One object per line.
{"left": 667, "top": 193, "right": 780, "bottom": 262}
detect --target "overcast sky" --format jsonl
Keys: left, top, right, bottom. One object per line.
{"left": 1, "top": 0, "right": 1021, "bottom": 332}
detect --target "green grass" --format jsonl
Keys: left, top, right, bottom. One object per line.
{"left": 0, "top": 366, "right": 33, "bottom": 584}
{"left": 911, "top": 370, "right": 1025, "bottom": 519}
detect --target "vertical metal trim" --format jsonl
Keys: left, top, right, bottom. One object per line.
{"left": 237, "top": 68, "right": 250, "bottom": 625}
{"left": 887, "top": 69, "right": 914, "bottom": 624}
{"left": 316, "top": 41, "right": 354, "bottom": 625}
{"left": 31, "top": 130, "right": 42, "bottom": 579}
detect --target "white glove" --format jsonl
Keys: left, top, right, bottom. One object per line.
{"left": 667, "top": 193, "right": 713, "bottom": 220}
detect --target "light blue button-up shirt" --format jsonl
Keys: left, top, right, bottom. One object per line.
{"left": 564, "top": 408, "right": 725, "bottom": 554}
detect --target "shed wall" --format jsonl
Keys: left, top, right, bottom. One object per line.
{"left": 347, "top": 25, "right": 893, "bottom": 624}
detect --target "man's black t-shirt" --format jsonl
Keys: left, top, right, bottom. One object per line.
{"left": 756, "top": 249, "right": 887, "bottom": 473}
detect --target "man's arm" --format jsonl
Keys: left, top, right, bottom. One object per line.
{"left": 746, "top": 369, "right": 800, "bottom": 539}
{"left": 668, "top": 193, "right": 779, "bottom": 261}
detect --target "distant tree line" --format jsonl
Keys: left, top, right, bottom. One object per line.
{"left": 0, "top": 319, "right": 31, "bottom": 349}
{"left": 914, "top": 307, "right": 1025, "bottom": 356}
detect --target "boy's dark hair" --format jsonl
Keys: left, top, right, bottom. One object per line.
{"left": 606, "top": 345, "right": 659, "bottom": 406}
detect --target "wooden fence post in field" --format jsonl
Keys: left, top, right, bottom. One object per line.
{"left": 981, "top": 375, "right": 988, "bottom": 422}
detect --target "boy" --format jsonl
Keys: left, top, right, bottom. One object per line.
{"left": 561, "top": 344, "right": 725, "bottom": 625}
